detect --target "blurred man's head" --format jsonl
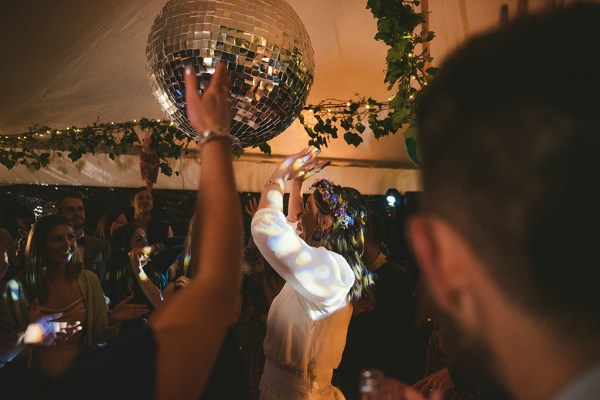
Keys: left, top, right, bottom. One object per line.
{"left": 409, "top": 3, "right": 600, "bottom": 397}
{"left": 56, "top": 193, "right": 86, "bottom": 232}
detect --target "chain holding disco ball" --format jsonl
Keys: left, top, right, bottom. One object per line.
{"left": 146, "top": 0, "right": 315, "bottom": 149}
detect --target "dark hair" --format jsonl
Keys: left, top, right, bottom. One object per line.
{"left": 416, "top": 4, "right": 600, "bottom": 334}
{"left": 365, "top": 209, "right": 386, "bottom": 245}
{"left": 94, "top": 210, "right": 127, "bottom": 241}
{"left": 23, "top": 214, "right": 83, "bottom": 302}
{"left": 56, "top": 192, "right": 84, "bottom": 212}
{"left": 180, "top": 215, "right": 197, "bottom": 279}
{"left": 103, "top": 223, "right": 144, "bottom": 305}
{"left": 312, "top": 182, "right": 372, "bottom": 301}
{"left": 0, "top": 202, "right": 35, "bottom": 239}
{"left": 131, "top": 187, "right": 152, "bottom": 202}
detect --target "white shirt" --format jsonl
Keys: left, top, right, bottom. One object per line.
{"left": 251, "top": 207, "right": 355, "bottom": 372}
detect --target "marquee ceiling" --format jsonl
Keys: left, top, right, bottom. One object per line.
{"left": 0, "top": 0, "right": 568, "bottom": 179}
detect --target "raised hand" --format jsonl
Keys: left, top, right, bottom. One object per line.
{"left": 174, "top": 276, "right": 191, "bottom": 290}
{"left": 184, "top": 63, "right": 232, "bottom": 133}
{"left": 295, "top": 159, "right": 331, "bottom": 183}
{"left": 109, "top": 294, "right": 150, "bottom": 323}
{"left": 412, "top": 367, "right": 454, "bottom": 395}
{"left": 128, "top": 248, "right": 150, "bottom": 274}
{"left": 244, "top": 196, "right": 259, "bottom": 218}
{"left": 22, "top": 312, "right": 82, "bottom": 346}
{"left": 272, "top": 147, "right": 322, "bottom": 181}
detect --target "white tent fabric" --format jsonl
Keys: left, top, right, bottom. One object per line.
{"left": 0, "top": 152, "right": 420, "bottom": 193}
{"left": 0, "top": 0, "right": 562, "bottom": 193}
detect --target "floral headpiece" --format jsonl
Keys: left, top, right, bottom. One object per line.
{"left": 310, "top": 178, "right": 364, "bottom": 229}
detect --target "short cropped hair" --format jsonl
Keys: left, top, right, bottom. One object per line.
{"left": 56, "top": 191, "right": 85, "bottom": 212}
{"left": 416, "top": 4, "right": 600, "bottom": 334}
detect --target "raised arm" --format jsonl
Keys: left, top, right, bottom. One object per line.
{"left": 148, "top": 63, "right": 243, "bottom": 399}
{"left": 257, "top": 148, "right": 321, "bottom": 213}
{"left": 287, "top": 160, "right": 331, "bottom": 223}
{"left": 287, "top": 179, "right": 304, "bottom": 223}
{"left": 128, "top": 248, "right": 164, "bottom": 309}
{"left": 252, "top": 151, "right": 350, "bottom": 305}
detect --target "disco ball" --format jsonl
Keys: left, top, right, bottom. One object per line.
{"left": 146, "top": 0, "right": 315, "bottom": 148}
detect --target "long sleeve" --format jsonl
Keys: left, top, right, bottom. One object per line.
{"left": 251, "top": 207, "right": 354, "bottom": 314}
{"left": 78, "top": 270, "right": 119, "bottom": 347}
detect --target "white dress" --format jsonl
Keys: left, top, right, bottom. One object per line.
{"left": 251, "top": 206, "right": 355, "bottom": 400}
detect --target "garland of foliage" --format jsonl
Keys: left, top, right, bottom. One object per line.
{"left": 0, "top": 0, "right": 434, "bottom": 175}
{"left": 300, "top": 0, "right": 436, "bottom": 165}
{"left": 0, "top": 119, "right": 194, "bottom": 177}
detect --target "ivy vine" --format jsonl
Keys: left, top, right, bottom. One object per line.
{"left": 0, "top": 119, "right": 194, "bottom": 177}
{"left": 299, "top": 0, "right": 437, "bottom": 165}
{"left": 0, "top": 0, "right": 434, "bottom": 175}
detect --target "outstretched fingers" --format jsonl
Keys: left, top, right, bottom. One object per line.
{"left": 128, "top": 304, "right": 151, "bottom": 318}
{"left": 302, "top": 159, "right": 331, "bottom": 180}
{"left": 284, "top": 147, "right": 318, "bottom": 175}
{"left": 205, "top": 63, "right": 230, "bottom": 95}
{"left": 184, "top": 63, "right": 232, "bottom": 133}
{"left": 53, "top": 321, "right": 83, "bottom": 345}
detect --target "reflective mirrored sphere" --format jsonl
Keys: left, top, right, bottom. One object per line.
{"left": 146, "top": 0, "right": 315, "bottom": 148}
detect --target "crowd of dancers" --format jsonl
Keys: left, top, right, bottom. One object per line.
{"left": 1, "top": 4, "right": 600, "bottom": 399}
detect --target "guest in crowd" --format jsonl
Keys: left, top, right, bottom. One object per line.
{"left": 0, "top": 201, "right": 35, "bottom": 280}
{"left": 93, "top": 209, "right": 127, "bottom": 243}
{"left": 251, "top": 151, "right": 371, "bottom": 400}
{"left": 384, "top": 4, "right": 600, "bottom": 400}
{"left": 130, "top": 187, "right": 173, "bottom": 245}
{"left": 0, "top": 63, "right": 243, "bottom": 399}
{"left": 333, "top": 209, "right": 416, "bottom": 399}
{"left": 235, "top": 195, "right": 286, "bottom": 400}
{"left": 102, "top": 223, "right": 185, "bottom": 306}
{"left": 163, "top": 216, "right": 196, "bottom": 293}
{"left": 0, "top": 214, "right": 148, "bottom": 377}
{"left": 102, "top": 223, "right": 159, "bottom": 333}
{"left": 56, "top": 193, "right": 110, "bottom": 282}
{"left": 129, "top": 214, "right": 251, "bottom": 400}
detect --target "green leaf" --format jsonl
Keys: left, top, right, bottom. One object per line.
{"left": 0, "top": 1, "right": 433, "bottom": 175}
{"left": 377, "top": 18, "right": 392, "bottom": 34}
{"left": 340, "top": 117, "right": 354, "bottom": 131}
{"left": 343, "top": 132, "right": 363, "bottom": 147}
{"left": 257, "top": 142, "right": 272, "bottom": 155}
{"left": 405, "top": 137, "right": 420, "bottom": 166}
{"left": 426, "top": 66, "right": 440, "bottom": 76}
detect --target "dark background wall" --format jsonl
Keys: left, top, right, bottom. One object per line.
{"left": 0, "top": 184, "right": 420, "bottom": 276}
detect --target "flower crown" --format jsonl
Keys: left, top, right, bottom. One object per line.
{"left": 310, "top": 178, "right": 364, "bottom": 229}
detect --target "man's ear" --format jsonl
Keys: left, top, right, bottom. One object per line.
{"left": 407, "top": 215, "right": 475, "bottom": 316}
